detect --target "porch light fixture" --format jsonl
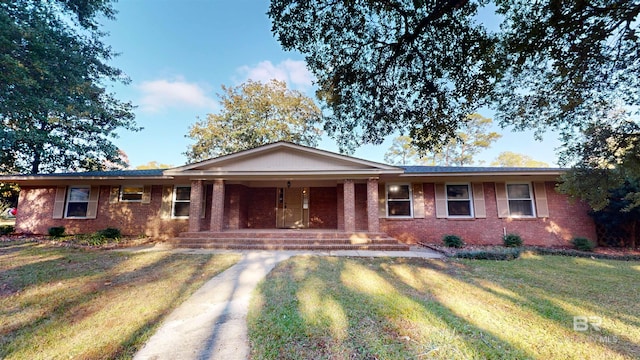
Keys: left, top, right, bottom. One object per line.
{"left": 287, "top": 181, "right": 291, "bottom": 188}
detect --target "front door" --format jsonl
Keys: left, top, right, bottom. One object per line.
{"left": 276, "top": 187, "right": 308, "bottom": 228}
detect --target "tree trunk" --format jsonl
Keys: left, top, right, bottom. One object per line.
{"left": 30, "top": 150, "right": 41, "bottom": 175}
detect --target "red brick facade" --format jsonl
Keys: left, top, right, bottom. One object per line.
{"left": 14, "top": 180, "right": 596, "bottom": 246}
{"left": 16, "top": 186, "right": 188, "bottom": 238}
{"left": 381, "top": 182, "right": 596, "bottom": 246}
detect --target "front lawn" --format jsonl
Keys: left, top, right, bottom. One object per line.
{"left": 248, "top": 253, "right": 640, "bottom": 359}
{"left": 0, "top": 241, "right": 240, "bottom": 359}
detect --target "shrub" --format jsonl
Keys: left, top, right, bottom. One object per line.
{"left": 98, "top": 227, "right": 121, "bottom": 239}
{"left": 48, "top": 226, "right": 65, "bottom": 238}
{"left": 455, "top": 248, "right": 521, "bottom": 261}
{"left": 571, "top": 237, "right": 595, "bottom": 252}
{"left": 442, "top": 235, "right": 464, "bottom": 248}
{"left": 0, "top": 225, "right": 14, "bottom": 235}
{"left": 503, "top": 233, "right": 523, "bottom": 247}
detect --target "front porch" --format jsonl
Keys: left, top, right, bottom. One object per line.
{"left": 186, "top": 178, "right": 383, "bottom": 233}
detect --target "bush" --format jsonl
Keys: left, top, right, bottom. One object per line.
{"left": 442, "top": 235, "right": 464, "bottom": 248}
{"left": 98, "top": 227, "right": 121, "bottom": 239}
{"left": 48, "top": 226, "right": 66, "bottom": 238}
{"left": 571, "top": 237, "right": 595, "bottom": 252}
{"left": 503, "top": 233, "right": 523, "bottom": 247}
{"left": 0, "top": 225, "right": 14, "bottom": 235}
{"left": 455, "top": 248, "right": 521, "bottom": 261}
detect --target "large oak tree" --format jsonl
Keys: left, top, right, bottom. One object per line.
{"left": 269, "top": 1, "right": 640, "bottom": 151}
{"left": 185, "top": 79, "right": 322, "bottom": 161}
{"left": 269, "top": 0, "right": 640, "bottom": 213}
{"left": 0, "top": 0, "right": 137, "bottom": 174}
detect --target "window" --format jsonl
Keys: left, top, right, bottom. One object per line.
{"left": 172, "top": 186, "right": 191, "bottom": 218}
{"left": 446, "top": 184, "right": 473, "bottom": 217}
{"left": 66, "top": 186, "right": 90, "bottom": 218}
{"left": 387, "top": 184, "right": 412, "bottom": 217}
{"left": 506, "top": 183, "right": 535, "bottom": 217}
{"left": 120, "top": 185, "right": 144, "bottom": 202}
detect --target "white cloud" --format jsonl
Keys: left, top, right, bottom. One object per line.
{"left": 237, "top": 59, "right": 315, "bottom": 90}
{"left": 138, "top": 78, "right": 218, "bottom": 112}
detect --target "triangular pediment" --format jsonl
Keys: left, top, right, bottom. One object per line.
{"left": 165, "top": 142, "right": 402, "bottom": 177}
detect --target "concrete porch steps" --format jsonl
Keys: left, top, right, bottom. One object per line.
{"left": 167, "top": 230, "right": 410, "bottom": 251}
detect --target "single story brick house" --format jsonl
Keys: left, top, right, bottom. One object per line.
{"left": 3, "top": 142, "right": 596, "bottom": 248}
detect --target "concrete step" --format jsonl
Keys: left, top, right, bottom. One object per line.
{"left": 168, "top": 230, "right": 410, "bottom": 251}
{"left": 170, "top": 237, "right": 401, "bottom": 245}
{"left": 166, "top": 242, "right": 411, "bottom": 251}
{"left": 178, "top": 231, "right": 393, "bottom": 240}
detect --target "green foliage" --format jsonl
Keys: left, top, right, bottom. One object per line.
{"left": 0, "top": 225, "right": 14, "bottom": 235}
{"left": 385, "top": 114, "right": 501, "bottom": 166}
{"left": 71, "top": 228, "right": 121, "bottom": 246}
{"left": 503, "top": 233, "right": 523, "bottom": 247}
{"left": 268, "top": 1, "right": 500, "bottom": 153}
{"left": 454, "top": 248, "right": 521, "bottom": 261}
{"left": 525, "top": 246, "right": 640, "bottom": 261}
{"left": 185, "top": 79, "right": 322, "bottom": 161}
{"left": 48, "top": 226, "right": 65, "bottom": 238}
{"left": 268, "top": 1, "right": 640, "bottom": 162}
{"left": 571, "top": 238, "right": 595, "bottom": 252}
{"left": 442, "top": 235, "right": 464, "bottom": 248}
{"left": 98, "top": 227, "right": 121, "bottom": 239}
{"left": 134, "top": 161, "right": 173, "bottom": 170}
{"left": 557, "top": 114, "right": 640, "bottom": 216}
{"left": 0, "top": 183, "right": 19, "bottom": 208}
{"left": 0, "top": 0, "right": 138, "bottom": 174}
{"left": 384, "top": 136, "right": 424, "bottom": 166}
{"left": 580, "top": 179, "right": 640, "bottom": 248}
{"left": 490, "top": 152, "right": 549, "bottom": 167}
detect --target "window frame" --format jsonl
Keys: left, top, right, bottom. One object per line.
{"left": 119, "top": 185, "right": 144, "bottom": 202}
{"left": 386, "top": 183, "right": 413, "bottom": 218}
{"left": 65, "top": 185, "right": 91, "bottom": 218}
{"left": 445, "top": 183, "right": 474, "bottom": 218}
{"left": 171, "top": 185, "right": 191, "bottom": 219}
{"left": 505, "top": 182, "right": 536, "bottom": 218}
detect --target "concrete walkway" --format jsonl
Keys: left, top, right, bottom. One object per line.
{"left": 132, "top": 247, "right": 443, "bottom": 360}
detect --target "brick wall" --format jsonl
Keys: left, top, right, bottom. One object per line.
{"left": 15, "top": 186, "right": 187, "bottom": 238}
{"left": 355, "top": 183, "right": 368, "bottom": 231}
{"left": 247, "top": 187, "right": 276, "bottom": 228}
{"left": 381, "top": 182, "right": 597, "bottom": 246}
{"left": 309, "top": 187, "right": 338, "bottom": 229}
{"left": 224, "top": 184, "right": 249, "bottom": 229}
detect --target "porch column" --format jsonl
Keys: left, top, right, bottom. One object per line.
{"left": 343, "top": 179, "right": 356, "bottom": 232}
{"left": 210, "top": 179, "right": 225, "bottom": 232}
{"left": 367, "top": 177, "right": 380, "bottom": 233}
{"left": 188, "top": 180, "right": 203, "bottom": 232}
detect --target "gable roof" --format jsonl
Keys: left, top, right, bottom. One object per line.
{"left": 164, "top": 142, "right": 403, "bottom": 178}
{"left": 0, "top": 142, "right": 566, "bottom": 184}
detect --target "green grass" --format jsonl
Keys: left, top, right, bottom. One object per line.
{"left": 248, "top": 253, "right": 640, "bottom": 359}
{"left": 0, "top": 241, "right": 240, "bottom": 359}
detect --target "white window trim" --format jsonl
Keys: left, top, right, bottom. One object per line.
{"left": 65, "top": 185, "right": 91, "bottom": 219}
{"left": 171, "top": 185, "right": 191, "bottom": 219}
{"left": 506, "top": 182, "right": 536, "bottom": 218}
{"left": 446, "top": 183, "right": 474, "bottom": 218}
{"left": 386, "top": 183, "right": 413, "bottom": 218}
{"left": 119, "top": 185, "right": 144, "bottom": 202}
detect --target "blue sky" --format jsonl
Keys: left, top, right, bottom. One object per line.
{"left": 102, "top": 0, "right": 561, "bottom": 168}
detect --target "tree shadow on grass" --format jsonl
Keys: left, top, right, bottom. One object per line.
{"left": 382, "top": 257, "right": 640, "bottom": 359}
{"left": 250, "top": 256, "right": 640, "bottom": 360}
{"left": 251, "top": 256, "right": 532, "bottom": 359}
{"left": 0, "top": 242, "right": 237, "bottom": 359}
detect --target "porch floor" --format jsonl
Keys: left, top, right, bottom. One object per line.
{"left": 167, "top": 229, "right": 410, "bottom": 251}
